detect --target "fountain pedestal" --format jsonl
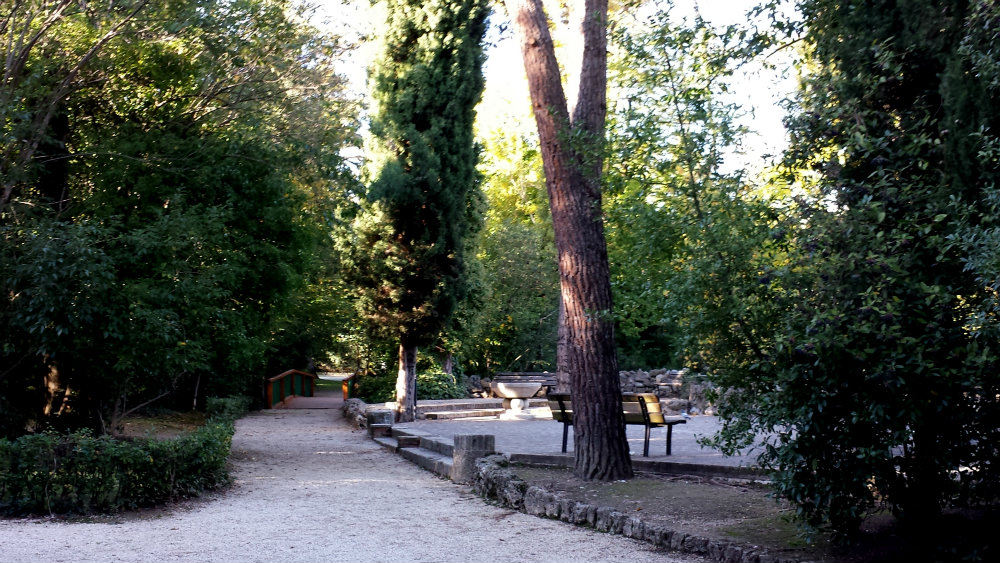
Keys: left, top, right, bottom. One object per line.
{"left": 491, "top": 382, "right": 542, "bottom": 414}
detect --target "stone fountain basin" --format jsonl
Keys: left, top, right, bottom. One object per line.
{"left": 492, "top": 382, "right": 541, "bottom": 399}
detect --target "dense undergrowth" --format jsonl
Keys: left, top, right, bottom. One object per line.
{"left": 355, "top": 370, "right": 467, "bottom": 403}
{"left": 0, "top": 396, "right": 250, "bottom": 516}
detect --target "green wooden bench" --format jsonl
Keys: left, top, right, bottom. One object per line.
{"left": 547, "top": 392, "right": 686, "bottom": 457}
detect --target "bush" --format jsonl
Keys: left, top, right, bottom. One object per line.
{"left": 205, "top": 395, "right": 252, "bottom": 421}
{"left": 355, "top": 372, "right": 396, "bottom": 403}
{"left": 353, "top": 371, "right": 469, "bottom": 402}
{"left": 416, "top": 372, "right": 466, "bottom": 400}
{"left": 0, "top": 398, "right": 245, "bottom": 515}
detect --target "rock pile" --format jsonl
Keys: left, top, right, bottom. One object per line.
{"left": 352, "top": 369, "right": 717, "bottom": 416}
{"left": 619, "top": 369, "right": 716, "bottom": 415}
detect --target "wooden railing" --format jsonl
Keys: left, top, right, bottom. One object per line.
{"left": 340, "top": 373, "right": 357, "bottom": 400}
{"left": 266, "top": 369, "right": 316, "bottom": 408}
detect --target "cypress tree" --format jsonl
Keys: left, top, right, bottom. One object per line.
{"left": 348, "top": 0, "right": 489, "bottom": 422}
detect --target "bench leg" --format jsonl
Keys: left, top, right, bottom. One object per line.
{"left": 643, "top": 425, "right": 651, "bottom": 457}
{"left": 562, "top": 422, "right": 569, "bottom": 453}
{"left": 666, "top": 424, "right": 674, "bottom": 456}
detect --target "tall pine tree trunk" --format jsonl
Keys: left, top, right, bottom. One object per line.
{"left": 395, "top": 341, "right": 418, "bottom": 422}
{"left": 504, "top": 0, "right": 632, "bottom": 481}
{"left": 556, "top": 299, "right": 570, "bottom": 392}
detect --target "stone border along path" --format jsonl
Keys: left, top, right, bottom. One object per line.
{"left": 0, "top": 406, "right": 709, "bottom": 563}
{"left": 359, "top": 402, "right": 796, "bottom": 563}
{"left": 472, "top": 457, "right": 798, "bottom": 563}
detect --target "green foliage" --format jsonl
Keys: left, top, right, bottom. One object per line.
{"left": 683, "top": 0, "right": 1000, "bottom": 540}
{"left": 604, "top": 4, "right": 752, "bottom": 369}
{"left": 342, "top": 0, "right": 490, "bottom": 349}
{"left": 461, "top": 128, "right": 559, "bottom": 373}
{"left": 355, "top": 372, "right": 396, "bottom": 404}
{"left": 1, "top": 0, "right": 359, "bottom": 434}
{"left": 0, "top": 399, "right": 243, "bottom": 515}
{"left": 204, "top": 396, "right": 252, "bottom": 421}
{"left": 415, "top": 371, "right": 466, "bottom": 400}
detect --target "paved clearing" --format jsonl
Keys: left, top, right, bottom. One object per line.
{"left": 1, "top": 408, "right": 707, "bottom": 562}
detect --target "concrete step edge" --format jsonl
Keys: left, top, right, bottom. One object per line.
{"left": 373, "top": 436, "right": 399, "bottom": 452}
{"left": 415, "top": 401, "right": 502, "bottom": 412}
{"left": 391, "top": 427, "right": 432, "bottom": 439}
{"left": 398, "top": 446, "right": 453, "bottom": 479}
{"left": 422, "top": 409, "right": 504, "bottom": 420}
{"left": 412, "top": 398, "right": 549, "bottom": 413}
{"left": 419, "top": 436, "right": 454, "bottom": 457}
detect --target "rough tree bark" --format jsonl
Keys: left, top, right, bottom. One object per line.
{"left": 556, "top": 300, "right": 570, "bottom": 392}
{"left": 504, "top": 0, "right": 632, "bottom": 480}
{"left": 396, "top": 342, "right": 418, "bottom": 422}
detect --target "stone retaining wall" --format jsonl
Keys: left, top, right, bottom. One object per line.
{"left": 343, "top": 398, "right": 369, "bottom": 428}
{"left": 619, "top": 369, "right": 716, "bottom": 415}
{"left": 472, "top": 369, "right": 717, "bottom": 415}
{"left": 473, "top": 455, "right": 798, "bottom": 563}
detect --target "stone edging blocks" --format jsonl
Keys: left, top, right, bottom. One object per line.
{"left": 472, "top": 455, "right": 801, "bottom": 563}
{"left": 344, "top": 397, "right": 796, "bottom": 562}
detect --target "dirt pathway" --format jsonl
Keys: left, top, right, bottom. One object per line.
{"left": 1, "top": 407, "right": 707, "bottom": 562}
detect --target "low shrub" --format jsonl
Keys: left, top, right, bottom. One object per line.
{"left": 0, "top": 397, "right": 243, "bottom": 515}
{"left": 354, "top": 371, "right": 469, "bottom": 402}
{"left": 355, "top": 372, "right": 396, "bottom": 403}
{"left": 416, "top": 372, "right": 466, "bottom": 400}
{"left": 205, "top": 395, "right": 252, "bottom": 420}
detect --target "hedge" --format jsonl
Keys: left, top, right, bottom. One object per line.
{"left": 0, "top": 396, "right": 249, "bottom": 515}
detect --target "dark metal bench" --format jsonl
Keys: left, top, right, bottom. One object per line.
{"left": 547, "top": 392, "right": 686, "bottom": 457}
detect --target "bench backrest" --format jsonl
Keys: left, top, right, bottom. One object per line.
{"left": 549, "top": 392, "right": 668, "bottom": 425}
{"left": 547, "top": 392, "right": 572, "bottom": 423}
{"left": 621, "top": 392, "right": 666, "bottom": 425}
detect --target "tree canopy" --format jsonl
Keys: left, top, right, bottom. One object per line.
{"left": 670, "top": 0, "right": 1000, "bottom": 541}
{"left": 1, "top": 0, "right": 358, "bottom": 435}
{"left": 4, "top": 0, "right": 1000, "bottom": 544}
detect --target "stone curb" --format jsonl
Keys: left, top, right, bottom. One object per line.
{"left": 472, "top": 455, "right": 802, "bottom": 563}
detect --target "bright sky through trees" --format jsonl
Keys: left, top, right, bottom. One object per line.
{"left": 311, "top": 0, "right": 793, "bottom": 172}
{"left": 480, "top": 0, "right": 794, "bottom": 171}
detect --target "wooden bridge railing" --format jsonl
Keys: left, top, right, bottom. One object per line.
{"left": 340, "top": 373, "right": 357, "bottom": 400}
{"left": 266, "top": 369, "right": 316, "bottom": 408}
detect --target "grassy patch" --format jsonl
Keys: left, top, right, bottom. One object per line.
{"left": 313, "top": 377, "right": 343, "bottom": 392}
{"left": 118, "top": 410, "right": 208, "bottom": 439}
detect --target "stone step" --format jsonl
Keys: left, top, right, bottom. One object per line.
{"left": 420, "top": 436, "right": 454, "bottom": 457}
{"left": 422, "top": 408, "right": 505, "bottom": 420}
{"left": 414, "top": 400, "right": 502, "bottom": 413}
{"left": 413, "top": 398, "right": 549, "bottom": 414}
{"left": 390, "top": 428, "right": 455, "bottom": 457}
{"left": 373, "top": 435, "right": 399, "bottom": 452}
{"left": 390, "top": 427, "right": 431, "bottom": 441}
{"left": 397, "top": 446, "right": 453, "bottom": 478}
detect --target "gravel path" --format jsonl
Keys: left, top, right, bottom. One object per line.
{"left": 1, "top": 407, "right": 707, "bottom": 562}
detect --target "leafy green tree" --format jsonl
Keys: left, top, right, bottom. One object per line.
{"left": 1, "top": 0, "right": 358, "bottom": 435}
{"left": 463, "top": 127, "right": 559, "bottom": 374}
{"left": 604, "top": 7, "right": 753, "bottom": 370}
{"left": 344, "top": 0, "right": 489, "bottom": 422}
{"left": 698, "top": 0, "right": 1000, "bottom": 540}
